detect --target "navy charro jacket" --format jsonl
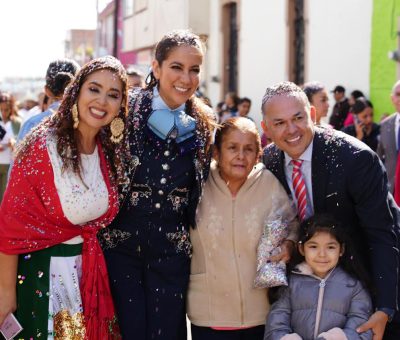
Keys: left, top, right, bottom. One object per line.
{"left": 122, "top": 87, "right": 215, "bottom": 227}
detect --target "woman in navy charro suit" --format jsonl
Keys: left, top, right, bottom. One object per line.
{"left": 99, "top": 29, "right": 216, "bottom": 339}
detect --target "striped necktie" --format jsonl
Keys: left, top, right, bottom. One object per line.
{"left": 291, "top": 159, "right": 307, "bottom": 221}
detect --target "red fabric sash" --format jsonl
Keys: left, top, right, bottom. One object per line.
{"left": 0, "top": 135, "right": 120, "bottom": 339}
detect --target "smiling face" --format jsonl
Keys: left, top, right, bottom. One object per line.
{"left": 214, "top": 128, "right": 259, "bottom": 189}
{"left": 299, "top": 231, "right": 343, "bottom": 278}
{"left": 152, "top": 45, "right": 203, "bottom": 109}
{"left": 76, "top": 69, "right": 124, "bottom": 137}
{"left": 262, "top": 96, "right": 315, "bottom": 160}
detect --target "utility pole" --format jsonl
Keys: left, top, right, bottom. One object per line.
{"left": 95, "top": 0, "right": 100, "bottom": 57}
{"left": 113, "top": 0, "right": 120, "bottom": 57}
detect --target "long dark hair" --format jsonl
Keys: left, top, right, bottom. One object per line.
{"left": 351, "top": 97, "right": 373, "bottom": 114}
{"left": 17, "top": 56, "right": 129, "bottom": 188}
{"left": 269, "top": 214, "right": 373, "bottom": 304}
{"left": 292, "top": 214, "right": 372, "bottom": 291}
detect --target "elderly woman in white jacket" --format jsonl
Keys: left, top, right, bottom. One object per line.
{"left": 187, "top": 117, "right": 298, "bottom": 340}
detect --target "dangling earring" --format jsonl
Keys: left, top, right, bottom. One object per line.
{"left": 110, "top": 117, "right": 124, "bottom": 143}
{"left": 72, "top": 104, "right": 79, "bottom": 129}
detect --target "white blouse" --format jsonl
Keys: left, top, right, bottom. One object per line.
{"left": 47, "top": 136, "right": 109, "bottom": 243}
{"left": 0, "top": 121, "right": 14, "bottom": 165}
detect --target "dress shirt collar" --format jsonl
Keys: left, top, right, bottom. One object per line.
{"left": 152, "top": 87, "right": 186, "bottom": 112}
{"left": 284, "top": 140, "right": 314, "bottom": 167}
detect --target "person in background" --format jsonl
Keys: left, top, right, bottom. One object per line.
{"left": 17, "top": 58, "right": 80, "bottom": 143}
{"left": 342, "top": 97, "right": 380, "bottom": 152}
{"left": 343, "top": 90, "right": 365, "bottom": 127}
{"left": 302, "top": 81, "right": 330, "bottom": 126}
{"left": 187, "top": 117, "right": 298, "bottom": 340}
{"left": 17, "top": 96, "right": 38, "bottom": 121}
{"left": 126, "top": 67, "right": 145, "bottom": 89}
{"left": 21, "top": 92, "right": 46, "bottom": 124}
{"left": 261, "top": 130, "right": 272, "bottom": 149}
{"left": 328, "top": 85, "right": 350, "bottom": 130}
{"left": 0, "top": 93, "right": 19, "bottom": 200}
{"left": 237, "top": 97, "right": 253, "bottom": 120}
{"left": 215, "top": 101, "right": 225, "bottom": 122}
{"left": 220, "top": 91, "right": 240, "bottom": 123}
{"left": 377, "top": 80, "right": 400, "bottom": 195}
{"left": 261, "top": 81, "right": 400, "bottom": 340}
{"left": 100, "top": 29, "right": 216, "bottom": 340}
{"left": 265, "top": 214, "right": 372, "bottom": 340}
{"left": 0, "top": 56, "right": 129, "bottom": 339}
{"left": 0, "top": 92, "right": 22, "bottom": 137}
{"left": 21, "top": 92, "right": 50, "bottom": 125}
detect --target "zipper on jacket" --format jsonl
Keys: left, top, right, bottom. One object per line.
{"left": 313, "top": 279, "right": 326, "bottom": 339}
{"left": 231, "top": 198, "right": 245, "bottom": 325}
{"left": 292, "top": 265, "right": 336, "bottom": 339}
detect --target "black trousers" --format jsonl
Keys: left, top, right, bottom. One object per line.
{"left": 104, "top": 222, "right": 190, "bottom": 340}
{"left": 191, "top": 325, "right": 265, "bottom": 340}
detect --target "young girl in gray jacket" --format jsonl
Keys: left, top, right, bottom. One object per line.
{"left": 265, "top": 214, "right": 373, "bottom": 340}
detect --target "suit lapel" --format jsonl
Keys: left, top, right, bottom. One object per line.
{"left": 311, "top": 129, "right": 329, "bottom": 212}
{"left": 278, "top": 151, "right": 291, "bottom": 196}
{"left": 269, "top": 148, "right": 292, "bottom": 196}
{"left": 387, "top": 115, "right": 397, "bottom": 153}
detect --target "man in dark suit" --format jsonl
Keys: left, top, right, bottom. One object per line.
{"left": 329, "top": 85, "right": 350, "bottom": 130}
{"left": 261, "top": 81, "right": 400, "bottom": 340}
{"left": 377, "top": 80, "right": 400, "bottom": 194}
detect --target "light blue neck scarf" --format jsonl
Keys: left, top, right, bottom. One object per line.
{"left": 147, "top": 87, "right": 196, "bottom": 143}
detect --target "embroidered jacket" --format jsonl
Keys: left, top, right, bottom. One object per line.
{"left": 123, "top": 87, "right": 215, "bottom": 227}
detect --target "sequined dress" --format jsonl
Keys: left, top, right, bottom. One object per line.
{"left": 15, "top": 136, "right": 109, "bottom": 339}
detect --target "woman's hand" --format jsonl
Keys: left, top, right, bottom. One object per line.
{"left": 0, "top": 287, "right": 16, "bottom": 326}
{"left": 269, "top": 240, "right": 295, "bottom": 263}
{"left": 0, "top": 253, "right": 18, "bottom": 326}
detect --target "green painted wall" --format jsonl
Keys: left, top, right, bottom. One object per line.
{"left": 370, "top": 0, "right": 400, "bottom": 119}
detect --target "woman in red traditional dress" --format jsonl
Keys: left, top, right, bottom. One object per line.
{"left": 0, "top": 56, "right": 128, "bottom": 339}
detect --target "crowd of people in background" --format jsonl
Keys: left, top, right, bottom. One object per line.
{"left": 1, "top": 28, "right": 400, "bottom": 340}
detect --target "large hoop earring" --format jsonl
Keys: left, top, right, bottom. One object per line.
{"left": 110, "top": 117, "right": 124, "bottom": 143}
{"left": 145, "top": 71, "right": 159, "bottom": 88}
{"left": 72, "top": 104, "right": 79, "bottom": 129}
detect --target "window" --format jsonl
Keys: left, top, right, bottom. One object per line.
{"left": 124, "top": 0, "right": 134, "bottom": 17}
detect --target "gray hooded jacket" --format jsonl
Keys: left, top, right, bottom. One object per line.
{"left": 264, "top": 263, "right": 373, "bottom": 340}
